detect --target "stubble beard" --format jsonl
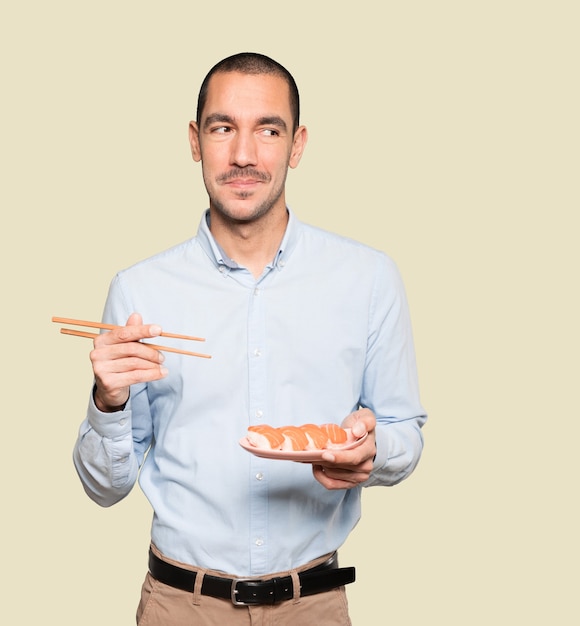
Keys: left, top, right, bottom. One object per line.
{"left": 206, "top": 171, "right": 288, "bottom": 225}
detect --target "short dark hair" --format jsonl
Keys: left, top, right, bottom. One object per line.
{"left": 196, "top": 52, "right": 300, "bottom": 132}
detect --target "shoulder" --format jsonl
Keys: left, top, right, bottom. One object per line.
{"left": 115, "top": 237, "right": 200, "bottom": 278}
{"left": 298, "top": 220, "right": 397, "bottom": 271}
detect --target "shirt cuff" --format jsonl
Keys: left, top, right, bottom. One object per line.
{"left": 87, "top": 389, "right": 132, "bottom": 439}
{"left": 371, "top": 425, "right": 390, "bottom": 472}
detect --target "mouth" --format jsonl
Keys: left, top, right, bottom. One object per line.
{"left": 224, "top": 178, "right": 263, "bottom": 187}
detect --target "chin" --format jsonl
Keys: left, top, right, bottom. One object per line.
{"left": 212, "top": 198, "right": 281, "bottom": 224}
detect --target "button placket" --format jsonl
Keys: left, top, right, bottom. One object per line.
{"left": 247, "top": 283, "right": 269, "bottom": 572}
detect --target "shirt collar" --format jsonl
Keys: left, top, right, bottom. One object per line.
{"left": 196, "top": 207, "right": 301, "bottom": 274}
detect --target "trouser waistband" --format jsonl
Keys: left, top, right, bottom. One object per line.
{"left": 148, "top": 549, "right": 356, "bottom": 606}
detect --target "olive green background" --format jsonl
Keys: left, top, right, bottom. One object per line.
{"left": 1, "top": 1, "right": 578, "bottom": 624}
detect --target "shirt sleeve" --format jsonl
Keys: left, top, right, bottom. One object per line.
{"left": 72, "top": 391, "right": 141, "bottom": 506}
{"left": 72, "top": 274, "right": 154, "bottom": 507}
{"left": 362, "top": 255, "right": 427, "bottom": 487}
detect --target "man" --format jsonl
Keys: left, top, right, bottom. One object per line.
{"left": 73, "top": 52, "right": 427, "bottom": 625}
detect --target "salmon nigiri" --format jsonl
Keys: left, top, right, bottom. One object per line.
{"left": 247, "top": 424, "right": 285, "bottom": 450}
{"left": 279, "top": 426, "right": 309, "bottom": 451}
{"left": 320, "top": 423, "right": 348, "bottom": 446}
{"left": 301, "top": 423, "right": 330, "bottom": 450}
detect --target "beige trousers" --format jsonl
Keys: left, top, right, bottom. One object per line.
{"left": 136, "top": 546, "right": 352, "bottom": 626}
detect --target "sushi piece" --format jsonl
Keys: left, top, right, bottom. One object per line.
{"left": 319, "top": 423, "right": 348, "bottom": 447}
{"left": 279, "top": 426, "right": 309, "bottom": 451}
{"left": 247, "top": 424, "right": 285, "bottom": 450}
{"left": 300, "top": 423, "right": 330, "bottom": 450}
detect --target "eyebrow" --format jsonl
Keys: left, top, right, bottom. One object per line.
{"left": 256, "top": 116, "right": 288, "bottom": 132}
{"left": 203, "top": 113, "right": 288, "bottom": 132}
{"left": 203, "top": 113, "right": 235, "bottom": 130}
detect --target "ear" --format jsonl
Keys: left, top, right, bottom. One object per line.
{"left": 189, "top": 121, "right": 202, "bottom": 162}
{"left": 289, "top": 125, "right": 308, "bottom": 169}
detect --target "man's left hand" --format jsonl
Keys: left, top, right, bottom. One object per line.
{"left": 312, "top": 408, "right": 377, "bottom": 490}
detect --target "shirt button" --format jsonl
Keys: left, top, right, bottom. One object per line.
{"left": 254, "top": 287, "right": 260, "bottom": 296}
{"left": 119, "top": 418, "right": 127, "bottom": 426}
{"left": 255, "top": 409, "right": 263, "bottom": 419}
{"left": 218, "top": 265, "right": 226, "bottom": 274}
{"left": 255, "top": 473, "right": 264, "bottom": 481}
{"left": 255, "top": 539, "right": 264, "bottom": 547}
{"left": 253, "top": 348, "right": 262, "bottom": 357}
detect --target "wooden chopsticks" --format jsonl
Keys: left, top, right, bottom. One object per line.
{"left": 52, "top": 316, "right": 211, "bottom": 359}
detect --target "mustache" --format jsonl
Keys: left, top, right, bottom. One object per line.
{"left": 216, "top": 168, "right": 271, "bottom": 184}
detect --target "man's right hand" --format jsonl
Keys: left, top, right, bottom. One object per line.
{"left": 90, "top": 312, "right": 168, "bottom": 412}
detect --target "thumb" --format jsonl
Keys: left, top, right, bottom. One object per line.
{"left": 126, "top": 312, "right": 143, "bottom": 327}
{"left": 348, "top": 408, "right": 374, "bottom": 438}
{"left": 351, "top": 418, "right": 367, "bottom": 439}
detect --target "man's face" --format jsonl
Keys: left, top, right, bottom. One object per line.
{"left": 189, "top": 72, "right": 307, "bottom": 224}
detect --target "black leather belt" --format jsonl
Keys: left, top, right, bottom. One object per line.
{"left": 148, "top": 549, "right": 355, "bottom": 606}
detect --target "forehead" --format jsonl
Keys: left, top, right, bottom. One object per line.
{"left": 201, "top": 71, "right": 293, "bottom": 124}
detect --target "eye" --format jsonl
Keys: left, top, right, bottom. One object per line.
{"left": 260, "top": 128, "right": 281, "bottom": 138}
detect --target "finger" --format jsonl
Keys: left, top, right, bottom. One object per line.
{"left": 93, "top": 314, "right": 162, "bottom": 348}
{"left": 344, "top": 408, "right": 375, "bottom": 438}
{"left": 97, "top": 362, "right": 168, "bottom": 390}
{"left": 312, "top": 465, "right": 364, "bottom": 490}
{"left": 126, "top": 312, "right": 143, "bottom": 326}
{"left": 351, "top": 419, "right": 367, "bottom": 439}
{"left": 324, "top": 460, "right": 375, "bottom": 479}
{"left": 91, "top": 339, "right": 166, "bottom": 366}
{"left": 95, "top": 324, "right": 163, "bottom": 347}
{"left": 94, "top": 354, "right": 166, "bottom": 377}
{"left": 94, "top": 354, "right": 168, "bottom": 397}
{"left": 91, "top": 344, "right": 168, "bottom": 395}
{"left": 320, "top": 440, "right": 375, "bottom": 468}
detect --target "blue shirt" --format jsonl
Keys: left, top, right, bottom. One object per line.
{"left": 73, "top": 208, "right": 427, "bottom": 576}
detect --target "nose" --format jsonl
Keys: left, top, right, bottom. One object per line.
{"left": 230, "top": 130, "right": 258, "bottom": 167}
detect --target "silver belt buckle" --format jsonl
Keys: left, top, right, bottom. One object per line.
{"left": 231, "top": 578, "right": 258, "bottom": 606}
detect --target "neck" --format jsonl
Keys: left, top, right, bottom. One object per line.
{"left": 209, "top": 206, "right": 288, "bottom": 279}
